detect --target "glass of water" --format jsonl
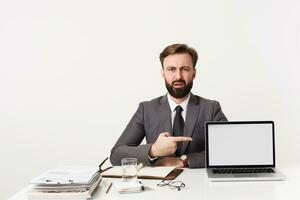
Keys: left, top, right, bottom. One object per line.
{"left": 121, "top": 158, "right": 137, "bottom": 182}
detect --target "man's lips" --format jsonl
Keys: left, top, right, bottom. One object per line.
{"left": 173, "top": 82, "right": 185, "bottom": 88}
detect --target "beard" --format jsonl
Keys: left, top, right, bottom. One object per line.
{"left": 165, "top": 79, "right": 193, "bottom": 99}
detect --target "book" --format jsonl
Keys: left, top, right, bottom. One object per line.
{"left": 101, "top": 166, "right": 183, "bottom": 180}
{"left": 27, "top": 166, "right": 101, "bottom": 200}
{"left": 27, "top": 175, "right": 101, "bottom": 200}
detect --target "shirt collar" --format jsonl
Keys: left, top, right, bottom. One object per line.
{"left": 167, "top": 93, "right": 191, "bottom": 112}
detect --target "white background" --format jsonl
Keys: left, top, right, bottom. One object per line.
{"left": 0, "top": 0, "right": 299, "bottom": 199}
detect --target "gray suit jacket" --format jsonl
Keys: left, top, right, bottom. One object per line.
{"left": 110, "top": 93, "right": 227, "bottom": 168}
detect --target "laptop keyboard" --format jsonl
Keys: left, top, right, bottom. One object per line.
{"left": 212, "top": 168, "right": 275, "bottom": 174}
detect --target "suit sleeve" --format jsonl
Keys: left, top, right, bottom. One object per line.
{"left": 186, "top": 101, "right": 228, "bottom": 168}
{"left": 110, "top": 103, "right": 153, "bottom": 166}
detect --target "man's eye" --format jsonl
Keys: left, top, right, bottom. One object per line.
{"left": 168, "top": 68, "right": 175, "bottom": 71}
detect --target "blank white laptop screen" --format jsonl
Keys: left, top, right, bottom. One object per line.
{"left": 208, "top": 123, "right": 274, "bottom": 166}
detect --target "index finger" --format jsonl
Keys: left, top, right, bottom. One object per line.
{"left": 170, "top": 136, "right": 193, "bottom": 142}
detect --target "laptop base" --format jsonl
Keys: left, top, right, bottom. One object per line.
{"left": 207, "top": 169, "right": 285, "bottom": 182}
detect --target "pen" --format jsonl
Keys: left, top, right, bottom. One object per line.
{"left": 106, "top": 182, "right": 113, "bottom": 194}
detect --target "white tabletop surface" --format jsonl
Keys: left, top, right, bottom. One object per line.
{"left": 8, "top": 164, "right": 300, "bottom": 200}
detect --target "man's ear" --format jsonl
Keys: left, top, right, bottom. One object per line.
{"left": 193, "top": 68, "right": 196, "bottom": 79}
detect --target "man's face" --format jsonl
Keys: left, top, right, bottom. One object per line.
{"left": 161, "top": 53, "right": 196, "bottom": 99}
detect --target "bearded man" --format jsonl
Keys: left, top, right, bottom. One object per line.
{"left": 110, "top": 44, "right": 227, "bottom": 168}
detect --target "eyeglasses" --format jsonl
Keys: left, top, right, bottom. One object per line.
{"left": 99, "top": 157, "right": 113, "bottom": 173}
{"left": 157, "top": 180, "right": 185, "bottom": 191}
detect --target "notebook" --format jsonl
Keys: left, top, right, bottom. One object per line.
{"left": 101, "top": 166, "right": 182, "bottom": 180}
{"left": 205, "top": 121, "right": 285, "bottom": 182}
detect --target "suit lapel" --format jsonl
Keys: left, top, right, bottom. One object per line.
{"left": 158, "top": 95, "right": 172, "bottom": 134}
{"left": 180, "top": 93, "right": 199, "bottom": 154}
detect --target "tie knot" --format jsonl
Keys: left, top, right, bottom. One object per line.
{"left": 175, "top": 105, "right": 183, "bottom": 113}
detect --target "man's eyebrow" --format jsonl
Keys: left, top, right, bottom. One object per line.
{"left": 165, "top": 65, "right": 192, "bottom": 69}
{"left": 166, "top": 66, "right": 175, "bottom": 68}
{"left": 179, "top": 65, "right": 192, "bottom": 69}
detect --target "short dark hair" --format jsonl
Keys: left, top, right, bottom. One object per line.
{"left": 159, "top": 43, "right": 198, "bottom": 68}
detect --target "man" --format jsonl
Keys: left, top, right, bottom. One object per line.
{"left": 110, "top": 44, "right": 227, "bottom": 168}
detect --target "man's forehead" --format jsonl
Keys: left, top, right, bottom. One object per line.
{"left": 163, "top": 53, "right": 193, "bottom": 67}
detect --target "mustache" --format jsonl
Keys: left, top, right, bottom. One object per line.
{"left": 172, "top": 80, "right": 186, "bottom": 85}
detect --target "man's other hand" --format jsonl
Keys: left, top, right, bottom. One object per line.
{"left": 149, "top": 132, "right": 192, "bottom": 157}
{"left": 153, "top": 157, "right": 184, "bottom": 168}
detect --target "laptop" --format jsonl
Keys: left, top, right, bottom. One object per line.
{"left": 205, "top": 121, "right": 285, "bottom": 182}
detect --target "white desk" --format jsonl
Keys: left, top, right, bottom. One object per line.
{"left": 9, "top": 165, "right": 300, "bottom": 200}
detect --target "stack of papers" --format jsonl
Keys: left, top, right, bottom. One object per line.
{"left": 27, "top": 166, "right": 101, "bottom": 200}
{"left": 114, "top": 181, "right": 144, "bottom": 193}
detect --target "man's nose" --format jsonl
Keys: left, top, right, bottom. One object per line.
{"left": 174, "top": 69, "right": 183, "bottom": 80}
